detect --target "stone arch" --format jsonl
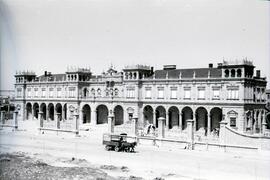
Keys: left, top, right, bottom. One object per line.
{"left": 155, "top": 106, "right": 166, "bottom": 128}
{"left": 55, "top": 103, "right": 62, "bottom": 121}
{"left": 26, "top": 102, "right": 32, "bottom": 120}
{"left": 114, "top": 105, "right": 124, "bottom": 125}
{"left": 181, "top": 106, "right": 193, "bottom": 130}
{"left": 40, "top": 103, "right": 46, "bottom": 120}
{"left": 48, "top": 103, "right": 54, "bottom": 120}
{"left": 210, "top": 107, "right": 222, "bottom": 131}
{"left": 33, "top": 103, "right": 39, "bottom": 119}
{"left": 143, "top": 105, "right": 154, "bottom": 125}
{"left": 82, "top": 104, "right": 91, "bottom": 124}
{"left": 96, "top": 104, "right": 108, "bottom": 124}
{"left": 168, "top": 106, "right": 179, "bottom": 129}
{"left": 195, "top": 107, "right": 208, "bottom": 132}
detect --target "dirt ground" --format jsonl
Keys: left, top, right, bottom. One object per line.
{"left": 0, "top": 152, "right": 148, "bottom": 180}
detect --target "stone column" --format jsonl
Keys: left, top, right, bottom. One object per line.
{"left": 91, "top": 109, "right": 97, "bottom": 125}
{"left": 166, "top": 112, "right": 169, "bottom": 130}
{"left": 207, "top": 113, "right": 211, "bottom": 136}
{"left": 249, "top": 111, "right": 253, "bottom": 131}
{"left": 132, "top": 116, "right": 138, "bottom": 136}
{"left": 46, "top": 108, "right": 49, "bottom": 121}
{"left": 153, "top": 112, "right": 156, "bottom": 127}
{"left": 13, "top": 110, "right": 19, "bottom": 130}
{"left": 32, "top": 108, "right": 34, "bottom": 120}
{"left": 262, "top": 111, "right": 266, "bottom": 135}
{"left": 193, "top": 112, "right": 196, "bottom": 132}
{"left": 251, "top": 110, "right": 255, "bottom": 133}
{"left": 56, "top": 113, "right": 61, "bottom": 129}
{"left": 108, "top": 115, "right": 115, "bottom": 133}
{"left": 243, "top": 112, "right": 247, "bottom": 132}
{"left": 187, "top": 119, "right": 194, "bottom": 150}
{"left": 0, "top": 111, "right": 5, "bottom": 125}
{"left": 258, "top": 110, "right": 262, "bottom": 134}
{"left": 219, "top": 121, "right": 228, "bottom": 151}
{"left": 62, "top": 106, "right": 65, "bottom": 121}
{"left": 38, "top": 111, "right": 43, "bottom": 128}
{"left": 179, "top": 113, "right": 182, "bottom": 132}
{"left": 158, "top": 117, "right": 165, "bottom": 138}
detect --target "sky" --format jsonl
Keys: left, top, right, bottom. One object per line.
{"left": 0, "top": 0, "right": 269, "bottom": 90}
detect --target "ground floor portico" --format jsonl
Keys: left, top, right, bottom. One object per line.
{"left": 13, "top": 100, "right": 268, "bottom": 137}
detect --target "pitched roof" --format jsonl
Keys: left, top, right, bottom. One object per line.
{"left": 38, "top": 74, "right": 66, "bottom": 82}
{"left": 151, "top": 68, "right": 222, "bottom": 79}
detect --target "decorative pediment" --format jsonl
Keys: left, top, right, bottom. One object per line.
{"left": 127, "top": 107, "right": 134, "bottom": 114}
{"left": 227, "top": 110, "right": 238, "bottom": 117}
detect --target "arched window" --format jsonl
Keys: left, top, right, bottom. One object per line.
{"left": 225, "top": 69, "right": 229, "bottom": 77}
{"left": 231, "top": 69, "right": 235, "bottom": 77}
{"left": 133, "top": 72, "right": 137, "bottom": 79}
{"left": 114, "top": 88, "right": 119, "bottom": 96}
{"left": 91, "top": 88, "right": 95, "bottom": 96}
{"left": 97, "top": 88, "right": 101, "bottom": 96}
{"left": 237, "top": 69, "right": 242, "bottom": 77}
{"left": 83, "top": 88, "right": 88, "bottom": 98}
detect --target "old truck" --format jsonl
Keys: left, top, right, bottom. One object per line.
{"left": 102, "top": 133, "right": 137, "bottom": 152}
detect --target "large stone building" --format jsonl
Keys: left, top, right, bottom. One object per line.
{"left": 14, "top": 60, "right": 268, "bottom": 136}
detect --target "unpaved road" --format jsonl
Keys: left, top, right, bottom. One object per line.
{"left": 0, "top": 130, "right": 270, "bottom": 180}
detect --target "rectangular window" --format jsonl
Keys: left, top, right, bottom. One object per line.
{"left": 27, "top": 88, "right": 31, "bottom": 97}
{"left": 69, "top": 87, "right": 76, "bottom": 97}
{"left": 158, "top": 88, "right": 164, "bottom": 99}
{"left": 184, "top": 88, "right": 191, "bottom": 99}
{"left": 34, "top": 88, "right": 38, "bottom": 97}
{"left": 42, "top": 88, "right": 46, "bottom": 98}
{"left": 198, "top": 88, "right": 205, "bottom": 99}
{"left": 227, "top": 87, "right": 239, "bottom": 100}
{"left": 170, "top": 88, "right": 177, "bottom": 99}
{"left": 57, "top": 88, "right": 61, "bottom": 98}
{"left": 145, "top": 88, "right": 152, "bottom": 99}
{"left": 49, "top": 88, "right": 54, "bottom": 98}
{"left": 17, "top": 88, "right": 22, "bottom": 97}
{"left": 126, "top": 88, "right": 135, "bottom": 98}
{"left": 213, "top": 89, "right": 220, "bottom": 99}
{"left": 230, "top": 117, "right": 236, "bottom": 127}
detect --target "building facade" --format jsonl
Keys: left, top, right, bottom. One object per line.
{"left": 14, "top": 60, "right": 268, "bottom": 136}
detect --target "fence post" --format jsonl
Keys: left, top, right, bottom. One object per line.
{"left": 219, "top": 121, "right": 228, "bottom": 152}
{"left": 132, "top": 116, "right": 138, "bottom": 136}
{"left": 108, "top": 115, "right": 115, "bottom": 133}
{"left": 187, "top": 119, "right": 194, "bottom": 150}
{"left": 38, "top": 111, "right": 43, "bottom": 128}
{"left": 74, "top": 112, "right": 79, "bottom": 136}
{"left": 158, "top": 117, "right": 165, "bottom": 138}
{"left": 13, "top": 110, "right": 19, "bottom": 130}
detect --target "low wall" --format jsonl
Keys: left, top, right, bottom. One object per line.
{"left": 224, "top": 126, "right": 270, "bottom": 150}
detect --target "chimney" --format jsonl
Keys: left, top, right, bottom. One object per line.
{"left": 44, "top": 71, "right": 47, "bottom": 76}
{"left": 151, "top": 67, "right": 154, "bottom": 75}
{"left": 256, "top": 70, "right": 260, "bottom": 78}
{"left": 208, "top": 63, "right": 213, "bottom": 68}
{"left": 163, "top": 65, "right": 176, "bottom": 70}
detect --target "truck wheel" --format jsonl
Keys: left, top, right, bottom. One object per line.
{"left": 105, "top": 145, "right": 110, "bottom": 151}
{"left": 115, "top": 146, "right": 120, "bottom": 152}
